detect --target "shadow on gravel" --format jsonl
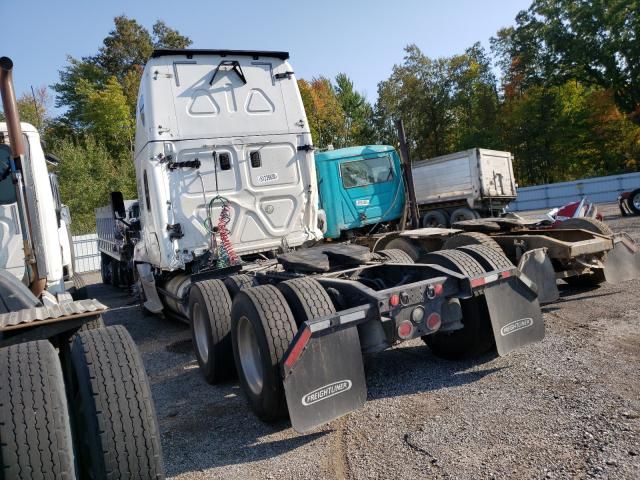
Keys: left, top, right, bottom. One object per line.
{"left": 364, "top": 344, "right": 505, "bottom": 401}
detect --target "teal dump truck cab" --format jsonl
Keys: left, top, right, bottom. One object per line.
{"left": 315, "top": 145, "right": 405, "bottom": 239}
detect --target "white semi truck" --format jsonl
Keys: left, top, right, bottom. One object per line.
{"left": 0, "top": 57, "right": 164, "bottom": 480}
{"left": 99, "top": 49, "right": 545, "bottom": 433}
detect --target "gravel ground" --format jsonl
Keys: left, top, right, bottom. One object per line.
{"left": 85, "top": 203, "right": 640, "bottom": 480}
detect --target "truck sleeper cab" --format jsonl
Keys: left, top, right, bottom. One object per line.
{"left": 133, "top": 49, "right": 322, "bottom": 274}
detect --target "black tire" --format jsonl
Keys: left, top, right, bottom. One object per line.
{"left": 68, "top": 325, "right": 164, "bottom": 480}
{"left": 277, "top": 277, "right": 336, "bottom": 326}
{"left": 377, "top": 248, "right": 416, "bottom": 264}
{"left": 419, "top": 249, "right": 494, "bottom": 359}
{"left": 449, "top": 207, "right": 477, "bottom": 223}
{"left": 100, "top": 253, "right": 111, "bottom": 285}
{"left": 224, "top": 274, "right": 256, "bottom": 298}
{"left": 555, "top": 217, "right": 613, "bottom": 236}
{"left": 456, "top": 244, "right": 513, "bottom": 272}
{"left": 188, "top": 279, "right": 235, "bottom": 384}
{"left": 110, "top": 258, "right": 121, "bottom": 287}
{"left": 564, "top": 271, "right": 606, "bottom": 287}
{"left": 421, "top": 209, "right": 449, "bottom": 227}
{"left": 231, "top": 285, "right": 297, "bottom": 421}
{"left": 382, "top": 238, "right": 424, "bottom": 261}
{"left": 442, "top": 231, "right": 502, "bottom": 252}
{"left": 78, "top": 315, "right": 105, "bottom": 332}
{"left": 629, "top": 189, "right": 640, "bottom": 215}
{"left": 0, "top": 340, "right": 76, "bottom": 480}
{"left": 69, "top": 274, "right": 88, "bottom": 301}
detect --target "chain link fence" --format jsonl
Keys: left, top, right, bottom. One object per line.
{"left": 72, "top": 233, "right": 100, "bottom": 273}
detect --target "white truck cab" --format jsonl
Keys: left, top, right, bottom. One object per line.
{"left": 133, "top": 49, "right": 322, "bottom": 271}
{"left": 0, "top": 122, "right": 70, "bottom": 293}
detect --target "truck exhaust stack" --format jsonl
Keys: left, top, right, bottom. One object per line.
{"left": 0, "top": 56, "right": 46, "bottom": 296}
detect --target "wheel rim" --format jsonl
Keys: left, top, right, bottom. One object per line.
{"left": 192, "top": 302, "right": 209, "bottom": 362}
{"left": 633, "top": 193, "right": 640, "bottom": 210}
{"left": 237, "top": 315, "right": 263, "bottom": 396}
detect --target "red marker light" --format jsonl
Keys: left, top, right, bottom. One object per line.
{"left": 397, "top": 320, "right": 413, "bottom": 339}
{"left": 433, "top": 283, "right": 444, "bottom": 296}
{"left": 426, "top": 312, "right": 442, "bottom": 331}
{"left": 389, "top": 294, "right": 400, "bottom": 307}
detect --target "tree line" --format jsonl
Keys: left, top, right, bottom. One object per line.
{"left": 1, "top": 0, "right": 638, "bottom": 232}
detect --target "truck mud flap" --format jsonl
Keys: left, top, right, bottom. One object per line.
{"left": 483, "top": 275, "right": 544, "bottom": 356}
{"left": 136, "top": 263, "right": 163, "bottom": 313}
{"left": 283, "top": 327, "right": 366, "bottom": 433}
{"left": 603, "top": 234, "right": 640, "bottom": 284}
{"left": 517, "top": 248, "right": 559, "bottom": 304}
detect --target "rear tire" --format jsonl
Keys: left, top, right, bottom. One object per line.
{"left": 68, "top": 325, "right": 164, "bottom": 480}
{"left": 421, "top": 209, "right": 449, "bottom": 227}
{"left": 100, "top": 253, "right": 111, "bottom": 285}
{"left": 231, "top": 285, "right": 297, "bottom": 421}
{"left": 443, "top": 231, "right": 502, "bottom": 252}
{"left": 555, "top": 217, "right": 613, "bottom": 235}
{"left": 383, "top": 238, "right": 424, "bottom": 261}
{"left": 377, "top": 248, "right": 415, "bottom": 264}
{"left": 277, "top": 277, "right": 336, "bottom": 326}
{"left": 188, "top": 279, "right": 235, "bottom": 384}
{"left": 0, "top": 340, "right": 76, "bottom": 480}
{"left": 69, "top": 273, "right": 88, "bottom": 300}
{"left": 450, "top": 207, "right": 477, "bottom": 224}
{"left": 456, "top": 244, "right": 513, "bottom": 272}
{"left": 224, "top": 274, "right": 256, "bottom": 298}
{"left": 420, "top": 250, "right": 495, "bottom": 359}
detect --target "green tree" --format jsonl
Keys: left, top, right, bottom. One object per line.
{"left": 494, "top": 0, "right": 640, "bottom": 123}
{"left": 334, "top": 73, "right": 375, "bottom": 145}
{"left": 298, "top": 77, "right": 346, "bottom": 148}
{"left": 52, "top": 16, "right": 191, "bottom": 129}
{"left": 53, "top": 135, "right": 136, "bottom": 234}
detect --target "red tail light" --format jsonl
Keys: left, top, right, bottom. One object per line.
{"left": 426, "top": 312, "right": 442, "bottom": 331}
{"left": 397, "top": 320, "right": 413, "bottom": 339}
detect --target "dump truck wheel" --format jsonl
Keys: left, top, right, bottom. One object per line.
{"left": 457, "top": 244, "right": 513, "bottom": 272}
{"left": 382, "top": 238, "right": 424, "bottom": 261}
{"left": 377, "top": 248, "right": 416, "bottom": 264}
{"left": 421, "top": 209, "right": 449, "bottom": 227}
{"left": 278, "top": 277, "right": 336, "bottom": 326}
{"left": 68, "top": 325, "right": 164, "bottom": 480}
{"left": 0, "top": 341, "right": 76, "bottom": 480}
{"left": 555, "top": 217, "right": 613, "bottom": 236}
{"left": 419, "top": 249, "right": 495, "bottom": 359}
{"left": 100, "top": 253, "right": 111, "bottom": 285}
{"left": 231, "top": 285, "right": 297, "bottom": 421}
{"left": 224, "top": 274, "right": 256, "bottom": 299}
{"left": 442, "top": 231, "right": 502, "bottom": 252}
{"left": 450, "top": 207, "right": 477, "bottom": 223}
{"left": 188, "top": 279, "right": 235, "bottom": 384}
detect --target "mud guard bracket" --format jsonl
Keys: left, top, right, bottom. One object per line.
{"left": 517, "top": 247, "right": 559, "bottom": 304}
{"left": 603, "top": 234, "right": 640, "bottom": 284}
{"left": 484, "top": 275, "right": 545, "bottom": 356}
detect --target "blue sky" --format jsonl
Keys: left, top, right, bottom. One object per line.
{"left": 2, "top": 0, "right": 531, "bottom": 112}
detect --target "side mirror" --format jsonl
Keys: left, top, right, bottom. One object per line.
{"left": 110, "top": 191, "right": 126, "bottom": 219}
{"left": 45, "top": 153, "right": 61, "bottom": 165}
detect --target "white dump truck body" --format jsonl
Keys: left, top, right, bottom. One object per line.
{"left": 133, "top": 49, "right": 322, "bottom": 271}
{"left": 0, "top": 122, "right": 68, "bottom": 292}
{"left": 412, "top": 148, "right": 517, "bottom": 212}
